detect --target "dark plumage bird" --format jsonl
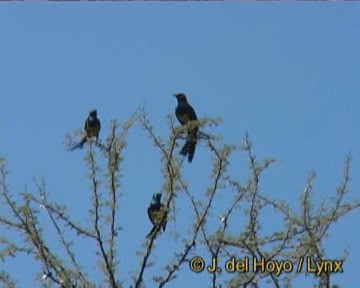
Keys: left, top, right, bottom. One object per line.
{"left": 174, "top": 93, "right": 198, "bottom": 163}
{"left": 147, "top": 193, "right": 167, "bottom": 238}
{"left": 69, "top": 110, "right": 101, "bottom": 150}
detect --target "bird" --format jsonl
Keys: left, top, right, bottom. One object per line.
{"left": 146, "top": 193, "right": 167, "bottom": 238}
{"left": 174, "top": 93, "right": 198, "bottom": 163}
{"left": 68, "top": 109, "right": 101, "bottom": 150}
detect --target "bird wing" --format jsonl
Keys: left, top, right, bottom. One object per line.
{"left": 176, "top": 104, "right": 197, "bottom": 125}
{"left": 85, "top": 119, "right": 101, "bottom": 138}
{"left": 147, "top": 206, "right": 156, "bottom": 226}
{"left": 186, "top": 104, "right": 197, "bottom": 120}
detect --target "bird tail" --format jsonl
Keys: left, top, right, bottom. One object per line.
{"left": 162, "top": 220, "right": 167, "bottom": 232}
{"left": 180, "top": 128, "right": 197, "bottom": 162}
{"left": 180, "top": 142, "right": 189, "bottom": 157}
{"left": 187, "top": 141, "right": 196, "bottom": 163}
{"left": 68, "top": 136, "right": 87, "bottom": 151}
{"left": 180, "top": 141, "right": 197, "bottom": 163}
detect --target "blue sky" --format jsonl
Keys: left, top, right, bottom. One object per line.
{"left": 0, "top": 3, "right": 359, "bottom": 287}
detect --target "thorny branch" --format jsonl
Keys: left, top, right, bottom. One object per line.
{"left": 135, "top": 111, "right": 181, "bottom": 288}
{"left": 0, "top": 112, "right": 359, "bottom": 288}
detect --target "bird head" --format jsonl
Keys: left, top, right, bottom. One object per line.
{"left": 173, "top": 93, "right": 188, "bottom": 104}
{"left": 89, "top": 110, "right": 98, "bottom": 118}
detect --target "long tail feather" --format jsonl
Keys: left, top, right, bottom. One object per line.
{"left": 187, "top": 141, "right": 196, "bottom": 163}
{"left": 68, "top": 137, "right": 87, "bottom": 151}
{"left": 180, "top": 127, "right": 198, "bottom": 162}
{"left": 180, "top": 142, "right": 189, "bottom": 156}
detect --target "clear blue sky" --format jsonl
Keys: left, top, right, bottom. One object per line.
{"left": 0, "top": 3, "right": 359, "bottom": 287}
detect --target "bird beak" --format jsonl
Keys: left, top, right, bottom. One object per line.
{"left": 173, "top": 94, "right": 177, "bottom": 97}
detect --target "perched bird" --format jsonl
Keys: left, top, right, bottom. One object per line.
{"left": 68, "top": 110, "right": 101, "bottom": 150}
{"left": 147, "top": 193, "right": 167, "bottom": 238}
{"left": 174, "top": 93, "right": 198, "bottom": 163}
